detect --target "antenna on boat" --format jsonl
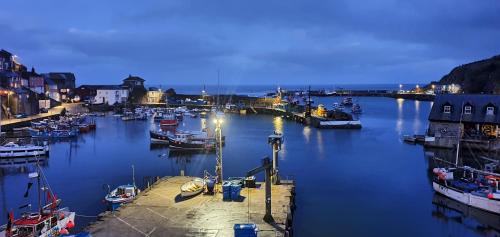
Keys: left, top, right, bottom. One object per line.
{"left": 455, "top": 102, "right": 464, "bottom": 166}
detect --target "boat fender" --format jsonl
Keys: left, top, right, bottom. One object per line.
{"left": 66, "top": 220, "right": 75, "bottom": 229}
{"left": 59, "top": 228, "right": 69, "bottom": 235}
{"left": 488, "top": 193, "right": 494, "bottom": 199}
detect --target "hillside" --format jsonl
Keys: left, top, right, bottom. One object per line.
{"left": 436, "top": 55, "right": 500, "bottom": 94}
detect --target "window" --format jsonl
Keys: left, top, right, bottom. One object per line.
{"left": 444, "top": 105, "right": 451, "bottom": 113}
{"left": 464, "top": 106, "right": 472, "bottom": 114}
{"left": 487, "top": 106, "right": 495, "bottom": 115}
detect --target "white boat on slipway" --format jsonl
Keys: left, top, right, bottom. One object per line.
{"left": 0, "top": 142, "right": 49, "bottom": 158}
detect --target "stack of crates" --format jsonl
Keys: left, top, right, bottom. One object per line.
{"left": 234, "top": 224, "right": 258, "bottom": 237}
{"left": 222, "top": 181, "right": 232, "bottom": 201}
{"left": 231, "top": 183, "right": 242, "bottom": 201}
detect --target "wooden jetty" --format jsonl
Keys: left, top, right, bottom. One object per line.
{"left": 86, "top": 176, "right": 296, "bottom": 237}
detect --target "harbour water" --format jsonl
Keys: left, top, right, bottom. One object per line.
{"left": 0, "top": 96, "right": 498, "bottom": 236}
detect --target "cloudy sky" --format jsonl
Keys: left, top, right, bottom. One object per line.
{"left": 1, "top": 0, "right": 499, "bottom": 86}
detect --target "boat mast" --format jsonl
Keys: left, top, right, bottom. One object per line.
{"left": 132, "top": 165, "right": 136, "bottom": 186}
{"left": 455, "top": 102, "right": 464, "bottom": 166}
{"left": 37, "top": 164, "right": 42, "bottom": 214}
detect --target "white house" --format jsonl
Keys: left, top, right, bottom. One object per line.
{"left": 93, "top": 85, "right": 129, "bottom": 105}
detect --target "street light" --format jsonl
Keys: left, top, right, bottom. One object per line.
{"left": 214, "top": 117, "right": 224, "bottom": 189}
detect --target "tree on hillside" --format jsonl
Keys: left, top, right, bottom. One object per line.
{"left": 128, "top": 87, "right": 147, "bottom": 104}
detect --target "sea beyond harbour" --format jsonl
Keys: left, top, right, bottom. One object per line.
{"left": 0, "top": 89, "right": 497, "bottom": 236}
{"left": 150, "top": 84, "right": 421, "bottom": 97}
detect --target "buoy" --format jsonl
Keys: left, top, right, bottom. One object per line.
{"left": 59, "top": 228, "right": 69, "bottom": 235}
{"left": 59, "top": 212, "right": 65, "bottom": 219}
{"left": 488, "top": 193, "right": 494, "bottom": 199}
{"left": 66, "top": 220, "right": 75, "bottom": 229}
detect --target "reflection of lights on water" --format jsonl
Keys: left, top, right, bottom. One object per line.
{"left": 413, "top": 100, "right": 421, "bottom": 134}
{"left": 317, "top": 130, "right": 324, "bottom": 158}
{"left": 273, "top": 116, "right": 283, "bottom": 134}
{"left": 201, "top": 118, "right": 207, "bottom": 130}
{"left": 396, "top": 98, "right": 404, "bottom": 134}
{"left": 303, "top": 126, "right": 311, "bottom": 143}
{"left": 397, "top": 98, "right": 404, "bottom": 112}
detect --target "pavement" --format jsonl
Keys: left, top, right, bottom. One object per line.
{"left": 87, "top": 176, "right": 295, "bottom": 237}
{"left": 0, "top": 103, "right": 86, "bottom": 127}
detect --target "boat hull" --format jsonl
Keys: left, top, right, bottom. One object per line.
{"left": 433, "top": 181, "right": 500, "bottom": 214}
{"left": 150, "top": 131, "right": 170, "bottom": 144}
{"left": 180, "top": 179, "right": 205, "bottom": 197}
{"left": 318, "top": 120, "right": 362, "bottom": 129}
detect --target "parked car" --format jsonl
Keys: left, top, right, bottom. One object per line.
{"left": 14, "top": 113, "right": 27, "bottom": 119}
{"left": 40, "top": 108, "right": 49, "bottom": 113}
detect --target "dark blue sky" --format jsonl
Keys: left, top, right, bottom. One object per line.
{"left": 1, "top": 0, "right": 499, "bottom": 86}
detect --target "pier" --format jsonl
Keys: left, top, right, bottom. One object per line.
{"left": 86, "top": 176, "right": 296, "bottom": 237}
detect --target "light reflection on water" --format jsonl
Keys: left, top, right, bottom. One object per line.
{"left": 413, "top": 100, "right": 422, "bottom": 134}
{"left": 316, "top": 130, "right": 324, "bottom": 159}
{"left": 273, "top": 116, "right": 283, "bottom": 134}
{"left": 396, "top": 98, "right": 404, "bottom": 135}
{"left": 302, "top": 126, "right": 311, "bottom": 144}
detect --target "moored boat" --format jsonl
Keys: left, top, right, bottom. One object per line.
{"left": 180, "top": 178, "right": 205, "bottom": 197}
{"left": 318, "top": 120, "right": 362, "bottom": 129}
{"left": 0, "top": 165, "right": 76, "bottom": 237}
{"left": 150, "top": 130, "right": 171, "bottom": 144}
{"left": 0, "top": 142, "right": 49, "bottom": 158}
{"left": 104, "top": 166, "right": 140, "bottom": 210}
{"left": 351, "top": 103, "right": 362, "bottom": 114}
{"left": 104, "top": 184, "right": 140, "bottom": 210}
{"left": 168, "top": 132, "right": 216, "bottom": 151}
{"left": 432, "top": 167, "right": 500, "bottom": 214}
{"left": 341, "top": 97, "right": 353, "bottom": 106}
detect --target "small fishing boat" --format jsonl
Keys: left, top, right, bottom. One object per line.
{"left": 180, "top": 178, "right": 205, "bottom": 197}
{"left": 104, "top": 166, "right": 140, "bottom": 210}
{"left": 341, "top": 97, "right": 353, "bottom": 106}
{"left": 351, "top": 103, "right": 362, "bottom": 114}
{"left": 184, "top": 112, "right": 197, "bottom": 118}
{"left": 0, "top": 165, "right": 76, "bottom": 237}
{"left": 104, "top": 184, "right": 140, "bottom": 209}
{"left": 30, "top": 129, "right": 78, "bottom": 139}
{"left": 403, "top": 135, "right": 416, "bottom": 143}
{"left": 0, "top": 142, "right": 49, "bottom": 158}
{"left": 121, "top": 115, "right": 135, "bottom": 121}
{"left": 160, "top": 115, "right": 178, "bottom": 127}
{"left": 432, "top": 167, "right": 500, "bottom": 214}
{"left": 150, "top": 130, "right": 171, "bottom": 144}
{"left": 168, "top": 132, "right": 216, "bottom": 151}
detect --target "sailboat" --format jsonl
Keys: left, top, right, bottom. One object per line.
{"left": 104, "top": 165, "right": 140, "bottom": 210}
{"left": 0, "top": 163, "right": 76, "bottom": 237}
{"left": 432, "top": 104, "right": 500, "bottom": 214}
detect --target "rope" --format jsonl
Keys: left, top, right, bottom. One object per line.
{"left": 76, "top": 214, "right": 99, "bottom": 218}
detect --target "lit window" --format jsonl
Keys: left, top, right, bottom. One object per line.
{"left": 464, "top": 106, "right": 472, "bottom": 114}
{"left": 444, "top": 105, "right": 451, "bottom": 113}
{"left": 487, "top": 106, "right": 495, "bottom": 115}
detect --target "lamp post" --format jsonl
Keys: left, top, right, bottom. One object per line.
{"left": 214, "top": 117, "right": 223, "bottom": 189}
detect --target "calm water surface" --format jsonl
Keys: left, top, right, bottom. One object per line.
{"left": 1, "top": 96, "right": 498, "bottom": 236}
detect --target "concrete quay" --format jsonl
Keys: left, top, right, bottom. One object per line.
{"left": 86, "top": 176, "right": 296, "bottom": 237}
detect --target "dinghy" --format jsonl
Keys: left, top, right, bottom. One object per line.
{"left": 180, "top": 178, "right": 205, "bottom": 197}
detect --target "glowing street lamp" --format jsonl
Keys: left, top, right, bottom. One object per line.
{"left": 214, "top": 117, "right": 224, "bottom": 188}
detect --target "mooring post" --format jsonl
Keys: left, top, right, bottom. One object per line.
{"left": 263, "top": 158, "right": 273, "bottom": 222}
